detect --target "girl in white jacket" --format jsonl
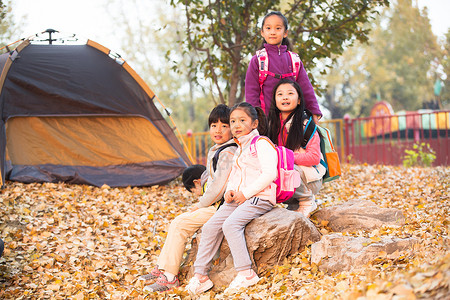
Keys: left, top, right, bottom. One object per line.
{"left": 186, "top": 103, "right": 278, "bottom": 295}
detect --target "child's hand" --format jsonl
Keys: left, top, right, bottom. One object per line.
{"left": 313, "top": 114, "right": 321, "bottom": 124}
{"left": 189, "top": 204, "right": 199, "bottom": 212}
{"left": 225, "top": 191, "right": 234, "bottom": 203}
{"left": 233, "top": 191, "right": 246, "bottom": 205}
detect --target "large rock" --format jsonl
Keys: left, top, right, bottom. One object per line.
{"left": 181, "top": 207, "right": 321, "bottom": 288}
{"left": 311, "top": 233, "right": 418, "bottom": 272}
{"left": 313, "top": 200, "right": 405, "bottom": 232}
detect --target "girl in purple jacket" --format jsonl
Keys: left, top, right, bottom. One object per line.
{"left": 245, "top": 11, "right": 322, "bottom": 124}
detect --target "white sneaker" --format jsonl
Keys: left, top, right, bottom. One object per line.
{"left": 185, "top": 276, "right": 213, "bottom": 295}
{"left": 315, "top": 197, "right": 324, "bottom": 206}
{"left": 224, "top": 272, "right": 260, "bottom": 294}
{"left": 296, "top": 200, "right": 318, "bottom": 218}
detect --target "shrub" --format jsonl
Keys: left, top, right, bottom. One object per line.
{"left": 402, "top": 142, "right": 436, "bottom": 167}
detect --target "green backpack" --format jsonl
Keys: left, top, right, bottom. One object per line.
{"left": 302, "top": 115, "right": 341, "bottom": 183}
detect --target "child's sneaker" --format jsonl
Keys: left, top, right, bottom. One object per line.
{"left": 296, "top": 199, "right": 318, "bottom": 218}
{"left": 315, "top": 197, "right": 324, "bottom": 206}
{"left": 224, "top": 272, "right": 260, "bottom": 294}
{"left": 138, "top": 266, "right": 162, "bottom": 282}
{"left": 185, "top": 276, "right": 214, "bottom": 295}
{"left": 143, "top": 274, "right": 179, "bottom": 293}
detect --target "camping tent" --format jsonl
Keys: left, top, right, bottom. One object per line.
{"left": 0, "top": 34, "right": 191, "bottom": 187}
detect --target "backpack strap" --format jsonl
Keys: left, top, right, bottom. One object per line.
{"left": 259, "top": 50, "right": 298, "bottom": 80}
{"left": 287, "top": 51, "right": 301, "bottom": 80}
{"left": 212, "top": 143, "right": 237, "bottom": 172}
{"left": 250, "top": 135, "right": 276, "bottom": 157}
{"left": 319, "top": 135, "right": 328, "bottom": 171}
{"left": 256, "top": 49, "right": 268, "bottom": 113}
{"left": 256, "top": 49, "right": 300, "bottom": 114}
{"left": 249, "top": 135, "right": 261, "bottom": 156}
{"left": 301, "top": 115, "right": 317, "bottom": 148}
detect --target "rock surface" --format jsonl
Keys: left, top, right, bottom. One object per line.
{"left": 181, "top": 207, "right": 321, "bottom": 288}
{"left": 313, "top": 200, "right": 405, "bottom": 232}
{"left": 181, "top": 200, "right": 413, "bottom": 287}
{"left": 311, "top": 233, "right": 419, "bottom": 272}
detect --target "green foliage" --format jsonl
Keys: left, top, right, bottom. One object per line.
{"left": 106, "top": 0, "right": 217, "bottom": 133}
{"left": 383, "top": 0, "right": 440, "bottom": 111}
{"left": 402, "top": 142, "right": 436, "bottom": 167}
{"left": 170, "top": 0, "right": 389, "bottom": 106}
{"left": 0, "top": 0, "right": 22, "bottom": 48}
{"left": 440, "top": 29, "right": 450, "bottom": 108}
{"left": 322, "top": 0, "right": 441, "bottom": 118}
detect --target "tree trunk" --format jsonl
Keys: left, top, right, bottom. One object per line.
{"left": 227, "top": 49, "right": 242, "bottom": 107}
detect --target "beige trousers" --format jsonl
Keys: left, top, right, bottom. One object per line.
{"left": 157, "top": 205, "right": 217, "bottom": 275}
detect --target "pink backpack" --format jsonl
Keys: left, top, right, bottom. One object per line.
{"left": 250, "top": 136, "right": 301, "bottom": 203}
{"left": 256, "top": 48, "right": 301, "bottom": 114}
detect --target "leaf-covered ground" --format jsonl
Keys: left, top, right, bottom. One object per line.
{"left": 0, "top": 164, "right": 449, "bottom": 299}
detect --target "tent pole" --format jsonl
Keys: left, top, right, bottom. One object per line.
{"left": 0, "top": 39, "right": 24, "bottom": 52}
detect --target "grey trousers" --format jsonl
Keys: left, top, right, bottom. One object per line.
{"left": 194, "top": 197, "right": 273, "bottom": 274}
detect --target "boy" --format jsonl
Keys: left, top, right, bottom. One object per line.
{"left": 182, "top": 164, "right": 207, "bottom": 196}
{"left": 140, "top": 104, "right": 237, "bottom": 292}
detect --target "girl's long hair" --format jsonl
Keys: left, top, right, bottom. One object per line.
{"left": 267, "top": 79, "right": 306, "bottom": 151}
{"left": 230, "top": 102, "right": 268, "bottom": 136}
{"left": 259, "top": 11, "right": 293, "bottom": 51}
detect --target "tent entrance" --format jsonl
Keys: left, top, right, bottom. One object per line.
{"left": 5, "top": 115, "right": 183, "bottom": 186}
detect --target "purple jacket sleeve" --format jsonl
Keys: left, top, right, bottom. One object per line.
{"left": 245, "top": 55, "right": 261, "bottom": 107}
{"left": 296, "top": 61, "right": 322, "bottom": 116}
